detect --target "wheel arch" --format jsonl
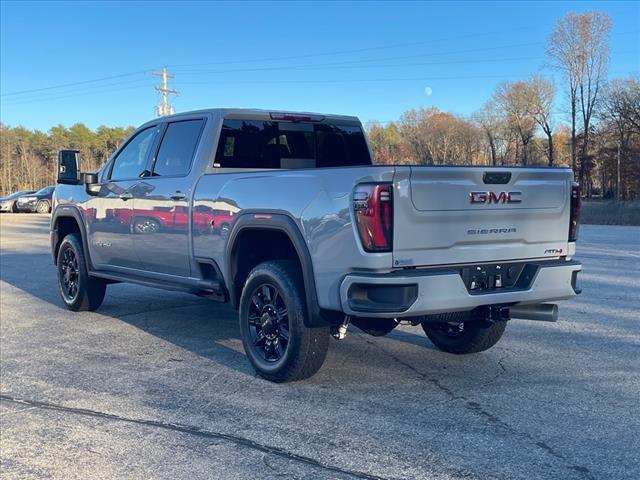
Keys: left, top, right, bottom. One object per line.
{"left": 225, "top": 213, "right": 336, "bottom": 327}
{"left": 51, "top": 206, "right": 92, "bottom": 269}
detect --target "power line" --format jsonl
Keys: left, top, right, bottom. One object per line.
{"left": 0, "top": 83, "right": 154, "bottom": 107}
{"left": 172, "top": 42, "right": 546, "bottom": 75}
{"left": 171, "top": 50, "right": 639, "bottom": 76}
{"left": 166, "top": 26, "right": 546, "bottom": 69}
{"left": 2, "top": 29, "right": 634, "bottom": 99}
{"left": 0, "top": 78, "right": 154, "bottom": 105}
{"left": 0, "top": 70, "right": 151, "bottom": 97}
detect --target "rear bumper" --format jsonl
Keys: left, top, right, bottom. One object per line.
{"left": 339, "top": 260, "right": 582, "bottom": 318}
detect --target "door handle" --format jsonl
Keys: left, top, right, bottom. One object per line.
{"left": 119, "top": 192, "right": 133, "bottom": 201}
{"left": 170, "top": 191, "right": 186, "bottom": 201}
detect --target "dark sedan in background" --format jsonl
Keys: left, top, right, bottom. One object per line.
{"left": 0, "top": 190, "right": 36, "bottom": 213}
{"left": 15, "top": 186, "right": 55, "bottom": 213}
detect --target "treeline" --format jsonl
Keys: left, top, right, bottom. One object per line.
{"left": 367, "top": 75, "right": 640, "bottom": 199}
{"left": 0, "top": 123, "right": 134, "bottom": 195}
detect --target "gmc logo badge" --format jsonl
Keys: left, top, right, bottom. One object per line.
{"left": 470, "top": 191, "right": 522, "bottom": 204}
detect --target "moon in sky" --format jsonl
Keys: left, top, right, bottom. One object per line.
{"left": 425, "top": 86, "right": 433, "bottom": 97}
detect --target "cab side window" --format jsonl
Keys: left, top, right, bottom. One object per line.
{"left": 152, "top": 119, "right": 205, "bottom": 177}
{"left": 110, "top": 127, "right": 157, "bottom": 181}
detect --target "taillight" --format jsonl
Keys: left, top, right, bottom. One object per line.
{"left": 569, "top": 182, "right": 581, "bottom": 242}
{"left": 353, "top": 183, "right": 393, "bottom": 252}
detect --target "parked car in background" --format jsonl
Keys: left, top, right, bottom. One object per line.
{"left": 16, "top": 186, "right": 55, "bottom": 213}
{"left": 0, "top": 190, "right": 36, "bottom": 213}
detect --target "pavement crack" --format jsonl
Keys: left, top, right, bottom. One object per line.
{"left": 117, "top": 302, "right": 206, "bottom": 319}
{"left": 371, "top": 342, "right": 595, "bottom": 480}
{"left": 0, "top": 394, "right": 391, "bottom": 480}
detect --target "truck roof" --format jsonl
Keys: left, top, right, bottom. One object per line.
{"left": 143, "top": 108, "right": 361, "bottom": 125}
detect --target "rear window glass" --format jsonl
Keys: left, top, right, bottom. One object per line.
{"left": 315, "top": 124, "right": 370, "bottom": 168}
{"left": 214, "top": 119, "right": 371, "bottom": 169}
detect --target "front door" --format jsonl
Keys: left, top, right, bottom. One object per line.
{"left": 132, "top": 118, "right": 206, "bottom": 277}
{"left": 86, "top": 125, "right": 160, "bottom": 270}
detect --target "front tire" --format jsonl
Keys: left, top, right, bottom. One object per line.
{"left": 239, "top": 260, "right": 330, "bottom": 382}
{"left": 57, "top": 233, "right": 106, "bottom": 311}
{"left": 421, "top": 313, "right": 507, "bottom": 354}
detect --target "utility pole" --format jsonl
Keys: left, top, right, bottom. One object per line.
{"left": 152, "top": 66, "right": 179, "bottom": 117}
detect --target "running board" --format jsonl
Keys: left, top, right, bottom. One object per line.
{"left": 90, "top": 271, "right": 227, "bottom": 302}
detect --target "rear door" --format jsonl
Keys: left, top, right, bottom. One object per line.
{"left": 132, "top": 118, "right": 205, "bottom": 277}
{"left": 392, "top": 167, "right": 573, "bottom": 267}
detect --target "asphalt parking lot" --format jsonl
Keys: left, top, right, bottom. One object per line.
{"left": 1, "top": 213, "right": 639, "bottom": 480}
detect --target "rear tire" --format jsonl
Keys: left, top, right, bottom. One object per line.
{"left": 239, "top": 260, "right": 330, "bottom": 382}
{"left": 56, "top": 233, "right": 106, "bottom": 311}
{"left": 421, "top": 314, "right": 506, "bottom": 354}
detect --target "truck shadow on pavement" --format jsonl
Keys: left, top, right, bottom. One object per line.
{"left": 2, "top": 251, "right": 636, "bottom": 390}
{"left": 1, "top": 251, "right": 480, "bottom": 387}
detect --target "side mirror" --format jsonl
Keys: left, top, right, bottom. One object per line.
{"left": 84, "top": 173, "right": 98, "bottom": 184}
{"left": 84, "top": 172, "right": 100, "bottom": 196}
{"left": 57, "top": 150, "right": 80, "bottom": 185}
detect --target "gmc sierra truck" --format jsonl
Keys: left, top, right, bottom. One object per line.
{"left": 52, "top": 108, "right": 582, "bottom": 382}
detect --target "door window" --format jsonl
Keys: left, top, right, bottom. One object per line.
{"left": 110, "top": 126, "right": 157, "bottom": 180}
{"left": 152, "top": 119, "right": 205, "bottom": 176}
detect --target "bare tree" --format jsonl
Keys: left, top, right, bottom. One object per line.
{"left": 494, "top": 81, "right": 537, "bottom": 165}
{"left": 473, "top": 101, "right": 504, "bottom": 165}
{"left": 547, "top": 11, "right": 612, "bottom": 188}
{"left": 398, "top": 109, "right": 432, "bottom": 164}
{"left": 526, "top": 76, "right": 556, "bottom": 166}
{"left": 601, "top": 77, "right": 640, "bottom": 199}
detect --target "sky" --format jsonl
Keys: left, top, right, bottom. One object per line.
{"left": 1, "top": 1, "right": 638, "bottom": 131}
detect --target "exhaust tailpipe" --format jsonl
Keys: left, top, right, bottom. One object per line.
{"left": 507, "top": 304, "right": 558, "bottom": 322}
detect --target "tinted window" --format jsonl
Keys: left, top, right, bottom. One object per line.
{"left": 214, "top": 120, "right": 371, "bottom": 169}
{"left": 215, "top": 120, "right": 279, "bottom": 168}
{"left": 153, "top": 119, "right": 204, "bottom": 176}
{"left": 316, "top": 125, "right": 371, "bottom": 168}
{"left": 110, "top": 127, "right": 156, "bottom": 180}
{"left": 35, "top": 186, "right": 54, "bottom": 195}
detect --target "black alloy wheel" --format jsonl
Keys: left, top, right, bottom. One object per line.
{"left": 59, "top": 247, "right": 80, "bottom": 302}
{"left": 247, "top": 283, "right": 290, "bottom": 363}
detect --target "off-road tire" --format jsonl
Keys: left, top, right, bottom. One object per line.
{"left": 57, "top": 233, "right": 106, "bottom": 311}
{"left": 239, "top": 260, "right": 330, "bottom": 382}
{"left": 36, "top": 200, "right": 51, "bottom": 214}
{"left": 421, "top": 313, "right": 507, "bottom": 354}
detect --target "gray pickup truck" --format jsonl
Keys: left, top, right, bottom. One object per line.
{"left": 52, "top": 108, "right": 582, "bottom": 382}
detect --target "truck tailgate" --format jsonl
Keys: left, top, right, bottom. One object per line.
{"left": 392, "top": 166, "right": 573, "bottom": 267}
